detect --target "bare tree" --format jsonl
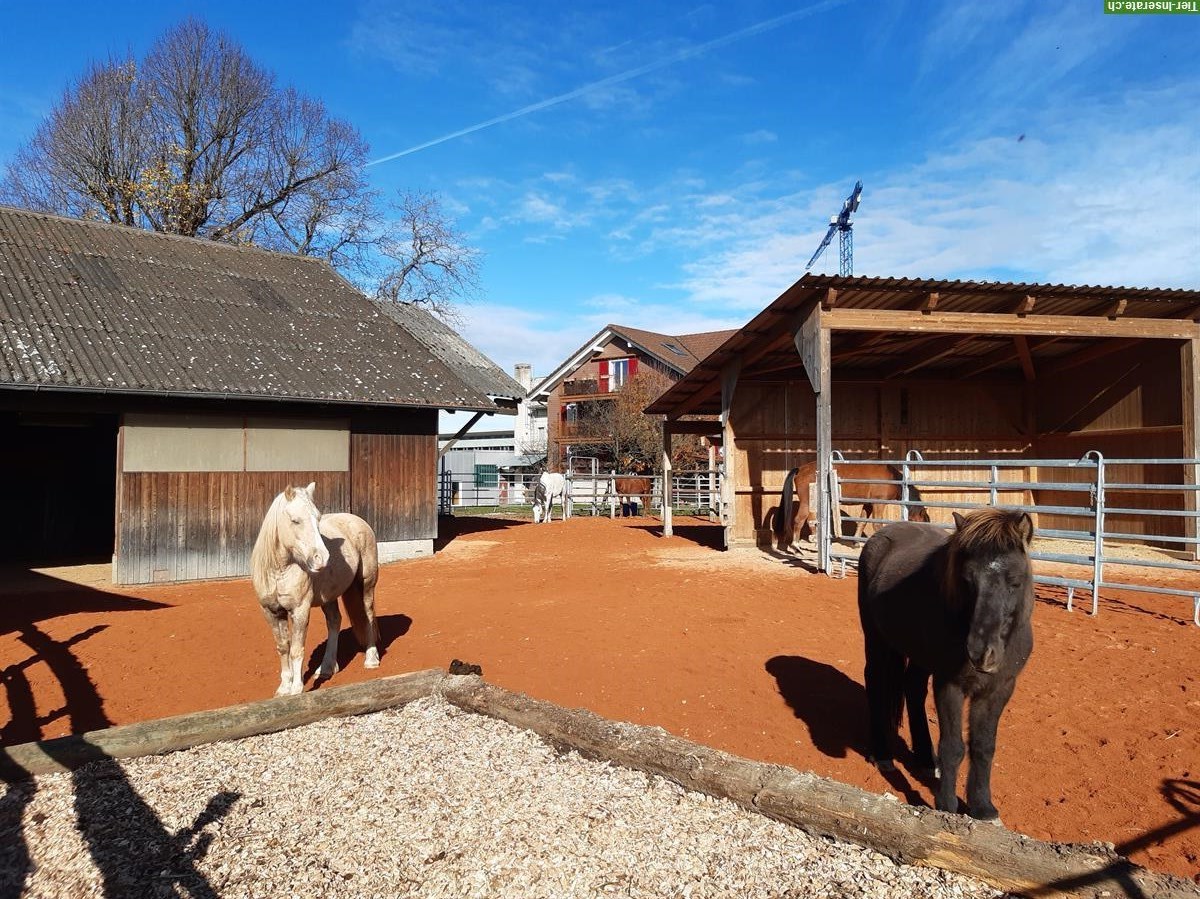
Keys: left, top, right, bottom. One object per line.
{"left": 371, "top": 191, "right": 481, "bottom": 323}
{"left": 2, "top": 19, "right": 371, "bottom": 256}
{"left": 1, "top": 18, "right": 480, "bottom": 321}
{"left": 568, "top": 369, "right": 673, "bottom": 473}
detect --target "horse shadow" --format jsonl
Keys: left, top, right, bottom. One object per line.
{"left": 765, "top": 654, "right": 934, "bottom": 807}
{"left": 304, "top": 613, "right": 412, "bottom": 686}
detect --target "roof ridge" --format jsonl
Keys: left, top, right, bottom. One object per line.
{"left": 0, "top": 204, "right": 335, "bottom": 268}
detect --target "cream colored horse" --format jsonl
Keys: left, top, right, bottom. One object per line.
{"left": 250, "top": 483, "right": 380, "bottom": 696}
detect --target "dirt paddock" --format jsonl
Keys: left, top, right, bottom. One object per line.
{"left": 1, "top": 515, "right": 1198, "bottom": 882}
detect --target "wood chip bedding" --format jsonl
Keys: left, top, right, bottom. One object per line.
{"left": 1, "top": 696, "right": 1001, "bottom": 898}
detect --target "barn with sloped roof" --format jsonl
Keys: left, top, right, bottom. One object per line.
{"left": 0, "top": 205, "right": 521, "bottom": 583}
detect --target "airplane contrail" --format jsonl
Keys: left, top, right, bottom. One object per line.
{"left": 367, "top": 0, "right": 851, "bottom": 166}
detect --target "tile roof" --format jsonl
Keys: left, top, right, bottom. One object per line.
{"left": 0, "top": 205, "right": 510, "bottom": 412}
{"left": 607, "top": 324, "right": 739, "bottom": 374}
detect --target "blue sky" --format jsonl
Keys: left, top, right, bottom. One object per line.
{"left": 1, "top": 0, "right": 1198, "bottom": 396}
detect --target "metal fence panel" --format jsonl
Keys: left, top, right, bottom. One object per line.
{"left": 819, "top": 451, "right": 1200, "bottom": 626}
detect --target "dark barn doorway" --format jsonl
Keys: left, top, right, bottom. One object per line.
{"left": 0, "top": 413, "right": 118, "bottom": 565}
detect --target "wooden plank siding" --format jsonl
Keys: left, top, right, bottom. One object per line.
{"left": 730, "top": 379, "right": 1031, "bottom": 545}
{"left": 350, "top": 433, "right": 437, "bottom": 544}
{"left": 115, "top": 471, "right": 351, "bottom": 585}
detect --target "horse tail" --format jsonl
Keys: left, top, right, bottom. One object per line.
{"left": 340, "top": 521, "right": 379, "bottom": 649}
{"left": 773, "top": 467, "right": 799, "bottom": 548}
{"left": 907, "top": 483, "right": 930, "bottom": 523}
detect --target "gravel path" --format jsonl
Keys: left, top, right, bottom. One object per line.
{"left": 1, "top": 697, "right": 1002, "bottom": 898}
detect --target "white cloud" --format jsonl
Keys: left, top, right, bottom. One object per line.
{"left": 741, "top": 129, "right": 777, "bottom": 145}
{"left": 670, "top": 85, "right": 1200, "bottom": 306}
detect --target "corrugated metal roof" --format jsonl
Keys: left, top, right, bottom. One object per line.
{"left": 377, "top": 302, "right": 525, "bottom": 401}
{"left": 0, "top": 205, "right": 509, "bottom": 412}
{"left": 647, "top": 273, "right": 1200, "bottom": 416}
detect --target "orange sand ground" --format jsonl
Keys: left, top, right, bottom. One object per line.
{"left": 2, "top": 515, "right": 1197, "bottom": 881}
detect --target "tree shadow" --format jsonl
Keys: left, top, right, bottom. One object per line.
{"left": 0, "top": 570, "right": 235, "bottom": 897}
{"left": 1023, "top": 778, "right": 1200, "bottom": 898}
{"left": 765, "top": 654, "right": 932, "bottom": 807}
{"left": 1, "top": 570, "right": 170, "bottom": 745}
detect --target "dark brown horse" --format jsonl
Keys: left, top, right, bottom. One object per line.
{"left": 772, "top": 462, "right": 928, "bottom": 550}
{"left": 857, "top": 508, "right": 1035, "bottom": 822}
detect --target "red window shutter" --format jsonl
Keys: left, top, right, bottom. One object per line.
{"left": 629, "top": 357, "right": 638, "bottom": 377}
{"left": 598, "top": 359, "right": 609, "bottom": 392}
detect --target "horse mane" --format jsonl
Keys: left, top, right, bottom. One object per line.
{"left": 942, "top": 508, "right": 1033, "bottom": 603}
{"left": 251, "top": 489, "right": 294, "bottom": 600}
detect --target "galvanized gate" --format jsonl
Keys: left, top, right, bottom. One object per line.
{"left": 819, "top": 451, "right": 1200, "bottom": 626}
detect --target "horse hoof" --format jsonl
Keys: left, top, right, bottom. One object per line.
{"left": 364, "top": 649, "right": 380, "bottom": 669}
{"left": 969, "top": 809, "right": 1002, "bottom": 825}
{"left": 317, "top": 664, "right": 339, "bottom": 681}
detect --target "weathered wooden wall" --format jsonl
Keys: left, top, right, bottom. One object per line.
{"left": 729, "top": 340, "right": 1190, "bottom": 548}
{"left": 351, "top": 432, "right": 437, "bottom": 545}
{"left": 1033, "top": 342, "right": 1186, "bottom": 542}
{"left": 729, "top": 379, "right": 1031, "bottom": 545}
{"left": 115, "top": 470, "right": 352, "bottom": 584}
{"left": 114, "top": 410, "right": 439, "bottom": 584}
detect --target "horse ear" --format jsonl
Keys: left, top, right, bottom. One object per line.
{"left": 305, "top": 481, "right": 316, "bottom": 498}
{"left": 1018, "top": 512, "right": 1035, "bottom": 545}
{"left": 952, "top": 511, "right": 967, "bottom": 530}
{"left": 284, "top": 486, "right": 296, "bottom": 501}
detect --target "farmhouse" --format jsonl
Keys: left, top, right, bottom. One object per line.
{"left": 0, "top": 205, "right": 522, "bottom": 584}
{"left": 647, "top": 275, "right": 1200, "bottom": 566}
{"left": 530, "top": 323, "right": 735, "bottom": 468}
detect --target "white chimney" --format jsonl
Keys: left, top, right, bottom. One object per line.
{"left": 514, "top": 363, "right": 533, "bottom": 390}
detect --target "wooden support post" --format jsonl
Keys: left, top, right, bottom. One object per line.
{"left": 719, "top": 359, "right": 741, "bottom": 549}
{"left": 662, "top": 425, "right": 674, "bottom": 537}
{"left": 795, "top": 301, "right": 832, "bottom": 572}
{"left": 438, "top": 412, "right": 487, "bottom": 458}
{"left": 707, "top": 442, "right": 718, "bottom": 522}
{"left": 1183, "top": 339, "right": 1200, "bottom": 561}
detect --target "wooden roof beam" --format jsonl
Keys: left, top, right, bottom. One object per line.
{"left": 883, "top": 334, "right": 978, "bottom": 378}
{"left": 822, "top": 308, "right": 1199, "bottom": 340}
{"left": 1041, "top": 338, "right": 1143, "bottom": 376}
{"left": 1013, "top": 335, "right": 1036, "bottom": 381}
{"left": 1105, "top": 298, "right": 1128, "bottom": 319}
{"left": 910, "top": 291, "right": 939, "bottom": 313}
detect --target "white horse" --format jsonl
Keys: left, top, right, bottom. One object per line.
{"left": 532, "top": 472, "right": 567, "bottom": 523}
{"left": 250, "top": 483, "right": 380, "bottom": 696}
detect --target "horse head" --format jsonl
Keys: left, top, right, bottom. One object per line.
{"left": 278, "top": 482, "right": 330, "bottom": 574}
{"left": 946, "top": 509, "right": 1034, "bottom": 674}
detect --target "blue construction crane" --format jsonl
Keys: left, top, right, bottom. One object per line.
{"left": 805, "top": 180, "right": 863, "bottom": 276}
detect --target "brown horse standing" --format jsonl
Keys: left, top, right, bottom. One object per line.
{"left": 610, "top": 475, "right": 654, "bottom": 516}
{"left": 772, "top": 462, "right": 928, "bottom": 550}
